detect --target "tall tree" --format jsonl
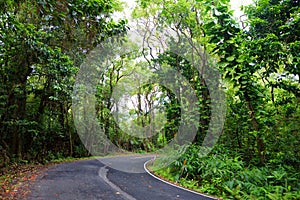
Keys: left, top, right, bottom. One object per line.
{"left": 0, "top": 0, "right": 127, "bottom": 164}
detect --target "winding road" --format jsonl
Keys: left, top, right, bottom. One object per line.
{"left": 26, "top": 155, "right": 217, "bottom": 200}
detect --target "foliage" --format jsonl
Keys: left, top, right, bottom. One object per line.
{"left": 0, "top": 0, "right": 299, "bottom": 199}
{"left": 138, "top": 0, "right": 299, "bottom": 199}
{"left": 0, "top": 0, "right": 128, "bottom": 165}
{"left": 153, "top": 144, "right": 300, "bottom": 199}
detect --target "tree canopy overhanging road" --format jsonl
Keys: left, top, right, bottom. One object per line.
{"left": 0, "top": 0, "right": 299, "bottom": 199}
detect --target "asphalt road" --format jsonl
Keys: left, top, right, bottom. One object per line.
{"left": 26, "top": 155, "right": 217, "bottom": 200}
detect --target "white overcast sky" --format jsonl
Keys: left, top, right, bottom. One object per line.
{"left": 230, "top": 0, "right": 253, "bottom": 19}
{"left": 114, "top": 0, "right": 253, "bottom": 20}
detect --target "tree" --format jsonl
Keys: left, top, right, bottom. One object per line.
{"left": 0, "top": 0, "right": 127, "bottom": 164}
{"left": 203, "top": 0, "right": 299, "bottom": 165}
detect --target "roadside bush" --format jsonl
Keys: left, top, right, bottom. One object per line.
{"left": 153, "top": 145, "right": 300, "bottom": 199}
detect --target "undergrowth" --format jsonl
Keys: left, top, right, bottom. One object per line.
{"left": 150, "top": 144, "right": 300, "bottom": 200}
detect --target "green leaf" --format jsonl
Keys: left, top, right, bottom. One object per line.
{"left": 226, "top": 56, "right": 235, "bottom": 62}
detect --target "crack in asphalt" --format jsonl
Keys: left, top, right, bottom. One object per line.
{"left": 98, "top": 166, "right": 137, "bottom": 200}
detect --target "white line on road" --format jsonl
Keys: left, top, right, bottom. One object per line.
{"left": 98, "top": 166, "right": 137, "bottom": 200}
{"left": 143, "top": 159, "right": 219, "bottom": 200}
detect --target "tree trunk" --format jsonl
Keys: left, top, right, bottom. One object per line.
{"left": 243, "top": 91, "right": 266, "bottom": 165}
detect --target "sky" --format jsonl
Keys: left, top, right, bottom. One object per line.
{"left": 113, "top": 0, "right": 254, "bottom": 20}
{"left": 230, "top": 0, "right": 253, "bottom": 19}
{"left": 110, "top": 0, "right": 255, "bottom": 125}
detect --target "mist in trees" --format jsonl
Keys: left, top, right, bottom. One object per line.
{"left": 0, "top": 0, "right": 299, "bottom": 199}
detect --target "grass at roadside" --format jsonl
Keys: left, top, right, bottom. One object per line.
{"left": 146, "top": 161, "right": 219, "bottom": 199}
{"left": 146, "top": 148, "right": 300, "bottom": 200}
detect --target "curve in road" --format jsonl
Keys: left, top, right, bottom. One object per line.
{"left": 26, "top": 155, "right": 218, "bottom": 200}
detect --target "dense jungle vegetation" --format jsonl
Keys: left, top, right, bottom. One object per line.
{"left": 0, "top": 0, "right": 299, "bottom": 199}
